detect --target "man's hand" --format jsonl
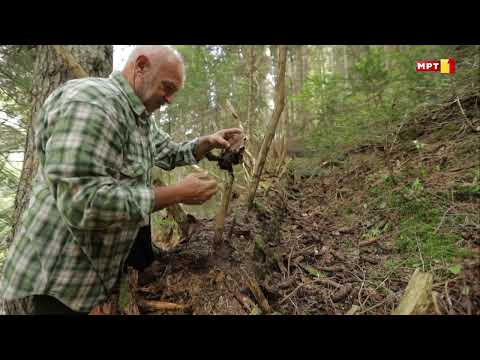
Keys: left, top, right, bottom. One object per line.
{"left": 152, "top": 172, "right": 218, "bottom": 211}
{"left": 176, "top": 172, "right": 218, "bottom": 205}
{"left": 195, "top": 128, "right": 244, "bottom": 160}
{"left": 207, "top": 128, "right": 244, "bottom": 150}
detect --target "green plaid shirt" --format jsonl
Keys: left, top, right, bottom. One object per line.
{"left": 0, "top": 71, "right": 199, "bottom": 312}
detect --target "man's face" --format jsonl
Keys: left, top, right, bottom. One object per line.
{"left": 135, "top": 59, "right": 183, "bottom": 113}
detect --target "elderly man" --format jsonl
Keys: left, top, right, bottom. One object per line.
{"left": 0, "top": 45, "right": 242, "bottom": 315}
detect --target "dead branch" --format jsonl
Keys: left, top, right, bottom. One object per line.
{"left": 139, "top": 300, "right": 192, "bottom": 313}
{"left": 359, "top": 238, "right": 380, "bottom": 247}
{"left": 455, "top": 96, "right": 476, "bottom": 131}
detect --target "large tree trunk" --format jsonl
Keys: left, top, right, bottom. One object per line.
{"left": 6, "top": 45, "right": 113, "bottom": 246}
{"left": 247, "top": 46, "right": 287, "bottom": 209}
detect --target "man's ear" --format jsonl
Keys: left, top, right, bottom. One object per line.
{"left": 135, "top": 55, "right": 150, "bottom": 74}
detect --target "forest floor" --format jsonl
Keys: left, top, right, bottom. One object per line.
{"left": 99, "top": 91, "right": 480, "bottom": 315}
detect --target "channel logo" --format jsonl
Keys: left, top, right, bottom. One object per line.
{"left": 416, "top": 59, "right": 455, "bottom": 74}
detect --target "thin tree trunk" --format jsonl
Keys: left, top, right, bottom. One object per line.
{"left": 343, "top": 45, "right": 349, "bottom": 86}
{"left": 276, "top": 106, "right": 289, "bottom": 176}
{"left": 246, "top": 45, "right": 257, "bottom": 143}
{"left": 7, "top": 45, "right": 113, "bottom": 246}
{"left": 247, "top": 46, "right": 288, "bottom": 209}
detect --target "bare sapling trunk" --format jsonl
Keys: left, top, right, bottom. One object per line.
{"left": 247, "top": 46, "right": 288, "bottom": 209}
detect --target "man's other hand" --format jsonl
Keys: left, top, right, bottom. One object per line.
{"left": 208, "top": 128, "right": 243, "bottom": 150}
{"left": 177, "top": 172, "right": 218, "bottom": 205}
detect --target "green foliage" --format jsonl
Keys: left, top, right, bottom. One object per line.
{"left": 296, "top": 45, "right": 479, "bottom": 160}
{"left": 0, "top": 46, "right": 33, "bottom": 242}
{"left": 151, "top": 214, "right": 176, "bottom": 228}
{"left": 0, "top": 45, "right": 34, "bottom": 122}
{"left": 369, "top": 173, "right": 472, "bottom": 270}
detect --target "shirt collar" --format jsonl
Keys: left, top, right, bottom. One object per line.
{"left": 109, "top": 71, "right": 149, "bottom": 119}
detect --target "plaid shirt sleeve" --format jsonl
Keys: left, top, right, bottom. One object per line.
{"left": 44, "top": 100, "right": 155, "bottom": 231}
{"left": 150, "top": 120, "right": 199, "bottom": 170}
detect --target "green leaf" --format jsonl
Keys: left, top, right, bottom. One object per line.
{"left": 448, "top": 265, "right": 462, "bottom": 275}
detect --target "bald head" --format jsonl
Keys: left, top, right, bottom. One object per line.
{"left": 122, "top": 45, "right": 185, "bottom": 113}
{"left": 124, "top": 45, "right": 185, "bottom": 81}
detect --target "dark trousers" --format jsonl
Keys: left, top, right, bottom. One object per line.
{"left": 3, "top": 225, "right": 154, "bottom": 315}
{"left": 123, "top": 224, "right": 155, "bottom": 273}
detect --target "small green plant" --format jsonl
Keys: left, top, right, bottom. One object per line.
{"left": 410, "top": 178, "right": 424, "bottom": 194}
{"left": 362, "top": 223, "right": 386, "bottom": 242}
{"left": 448, "top": 264, "right": 462, "bottom": 275}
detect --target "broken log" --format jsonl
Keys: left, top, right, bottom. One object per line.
{"left": 213, "top": 172, "right": 235, "bottom": 245}
{"left": 392, "top": 269, "right": 433, "bottom": 315}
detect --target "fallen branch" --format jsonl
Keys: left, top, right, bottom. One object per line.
{"left": 317, "top": 265, "right": 345, "bottom": 272}
{"left": 139, "top": 300, "right": 191, "bottom": 313}
{"left": 455, "top": 96, "right": 476, "bottom": 131}
{"left": 359, "top": 238, "right": 380, "bottom": 247}
{"left": 279, "top": 277, "right": 342, "bottom": 305}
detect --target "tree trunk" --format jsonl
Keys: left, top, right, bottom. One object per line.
{"left": 343, "top": 45, "right": 349, "bottom": 86}
{"left": 247, "top": 46, "right": 287, "bottom": 209}
{"left": 294, "top": 46, "right": 308, "bottom": 133}
{"left": 334, "top": 45, "right": 344, "bottom": 77}
{"left": 6, "top": 45, "right": 113, "bottom": 246}
{"left": 246, "top": 45, "right": 257, "bottom": 142}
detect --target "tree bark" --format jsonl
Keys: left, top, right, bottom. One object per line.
{"left": 246, "top": 46, "right": 257, "bottom": 142}
{"left": 247, "top": 46, "right": 287, "bottom": 209}
{"left": 343, "top": 45, "right": 349, "bottom": 86}
{"left": 6, "top": 45, "right": 113, "bottom": 246}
